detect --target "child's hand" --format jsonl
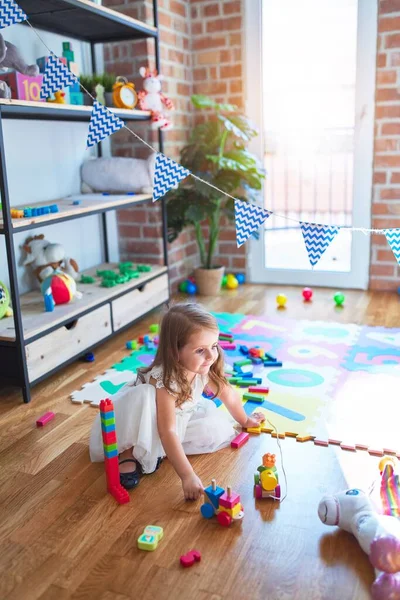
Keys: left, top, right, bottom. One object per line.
{"left": 182, "top": 473, "right": 204, "bottom": 501}
{"left": 243, "top": 412, "right": 265, "bottom": 429}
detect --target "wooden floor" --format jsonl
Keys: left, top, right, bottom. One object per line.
{"left": 0, "top": 284, "right": 399, "bottom": 600}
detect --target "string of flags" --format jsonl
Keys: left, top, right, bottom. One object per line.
{"left": 3, "top": 0, "right": 400, "bottom": 270}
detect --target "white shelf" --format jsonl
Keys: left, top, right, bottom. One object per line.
{"left": 0, "top": 263, "right": 168, "bottom": 342}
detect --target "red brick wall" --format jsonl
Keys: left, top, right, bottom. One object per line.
{"left": 370, "top": 1, "right": 400, "bottom": 291}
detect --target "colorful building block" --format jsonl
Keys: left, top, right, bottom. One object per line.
{"left": 219, "top": 487, "right": 240, "bottom": 509}
{"left": 264, "top": 361, "right": 283, "bottom": 367}
{"left": 242, "top": 393, "right": 264, "bottom": 403}
{"left": 248, "top": 386, "right": 269, "bottom": 394}
{"left": 247, "top": 426, "right": 262, "bottom": 434}
{"left": 100, "top": 398, "right": 130, "bottom": 505}
{"left": 231, "top": 432, "right": 249, "bottom": 449}
{"left": 137, "top": 525, "right": 164, "bottom": 551}
{"left": 180, "top": 549, "right": 201, "bottom": 568}
{"left": 36, "top": 411, "right": 55, "bottom": 427}
{"left": 204, "top": 479, "right": 225, "bottom": 509}
{"left": 219, "top": 342, "right": 236, "bottom": 350}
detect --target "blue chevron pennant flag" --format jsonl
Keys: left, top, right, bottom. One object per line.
{"left": 87, "top": 101, "right": 124, "bottom": 148}
{"left": 0, "top": 0, "right": 26, "bottom": 29}
{"left": 300, "top": 222, "right": 340, "bottom": 267}
{"left": 384, "top": 229, "right": 400, "bottom": 265}
{"left": 40, "top": 53, "right": 77, "bottom": 100}
{"left": 152, "top": 153, "right": 190, "bottom": 202}
{"left": 235, "top": 200, "right": 270, "bottom": 247}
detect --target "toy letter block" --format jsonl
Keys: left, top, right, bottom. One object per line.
{"left": 0, "top": 72, "right": 44, "bottom": 101}
{"left": 180, "top": 549, "right": 201, "bottom": 568}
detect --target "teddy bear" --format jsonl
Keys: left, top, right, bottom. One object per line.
{"left": 318, "top": 487, "right": 400, "bottom": 600}
{"left": 137, "top": 67, "right": 174, "bottom": 130}
{"left": 22, "top": 234, "right": 79, "bottom": 284}
{"left": 0, "top": 32, "right": 39, "bottom": 98}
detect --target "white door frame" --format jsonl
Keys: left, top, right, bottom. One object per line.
{"left": 243, "top": 0, "right": 377, "bottom": 289}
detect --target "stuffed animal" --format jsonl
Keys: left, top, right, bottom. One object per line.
{"left": 0, "top": 33, "right": 39, "bottom": 76}
{"left": 81, "top": 155, "right": 156, "bottom": 195}
{"left": 0, "top": 280, "right": 12, "bottom": 318}
{"left": 23, "top": 234, "right": 79, "bottom": 283}
{"left": 137, "top": 67, "right": 173, "bottom": 130}
{"left": 318, "top": 487, "right": 400, "bottom": 600}
{"left": 0, "top": 80, "right": 11, "bottom": 99}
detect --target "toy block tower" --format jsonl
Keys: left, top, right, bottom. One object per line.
{"left": 100, "top": 398, "right": 129, "bottom": 505}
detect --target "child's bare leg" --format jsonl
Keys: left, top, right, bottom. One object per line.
{"left": 119, "top": 447, "right": 138, "bottom": 473}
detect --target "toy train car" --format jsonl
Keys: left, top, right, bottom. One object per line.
{"left": 254, "top": 453, "right": 281, "bottom": 500}
{"left": 200, "top": 479, "right": 244, "bottom": 527}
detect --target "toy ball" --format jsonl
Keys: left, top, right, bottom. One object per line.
{"left": 226, "top": 274, "right": 239, "bottom": 290}
{"left": 276, "top": 293, "right": 287, "bottom": 308}
{"left": 41, "top": 272, "right": 76, "bottom": 305}
{"left": 186, "top": 282, "right": 197, "bottom": 295}
{"left": 221, "top": 274, "right": 228, "bottom": 288}
{"left": 0, "top": 280, "right": 11, "bottom": 319}
{"left": 334, "top": 292, "right": 345, "bottom": 306}
{"left": 236, "top": 273, "right": 245, "bottom": 285}
{"left": 179, "top": 280, "right": 189, "bottom": 293}
{"left": 302, "top": 287, "right": 313, "bottom": 301}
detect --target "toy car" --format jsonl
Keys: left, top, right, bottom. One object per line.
{"left": 254, "top": 453, "right": 281, "bottom": 500}
{"left": 200, "top": 479, "right": 244, "bottom": 527}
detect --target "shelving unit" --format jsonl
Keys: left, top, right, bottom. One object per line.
{"left": 0, "top": 0, "right": 169, "bottom": 403}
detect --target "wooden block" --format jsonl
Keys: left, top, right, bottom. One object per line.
{"left": 355, "top": 443, "right": 369, "bottom": 451}
{"left": 328, "top": 438, "right": 342, "bottom": 446}
{"left": 314, "top": 439, "right": 329, "bottom": 447}
{"left": 368, "top": 448, "right": 384, "bottom": 457}
{"left": 219, "top": 490, "right": 240, "bottom": 509}
{"left": 248, "top": 386, "right": 269, "bottom": 394}
{"left": 247, "top": 426, "right": 261, "bottom": 434}
{"left": 296, "top": 435, "right": 315, "bottom": 443}
{"left": 340, "top": 444, "right": 357, "bottom": 452}
{"left": 36, "top": 411, "right": 55, "bottom": 427}
{"left": 231, "top": 432, "right": 249, "bottom": 449}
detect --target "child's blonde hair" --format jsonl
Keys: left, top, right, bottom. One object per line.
{"left": 137, "top": 302, "right": 226, "bottom": 406}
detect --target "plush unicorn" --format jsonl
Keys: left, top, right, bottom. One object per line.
{"left": 318, "top": 484, "right": 400, "bottom": 600}
{"left": 137, "top": 67, "right": 174, "bottom": 130}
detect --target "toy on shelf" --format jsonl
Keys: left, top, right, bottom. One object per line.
{"left": 81, "top": 155, "right": 156, "bottom": 195}
{"left": 0, "top": 32, "right": 41, "bottom": 100}
{"left": 302, "top": 287, "right": 313, "bottom": 301}
{"left": 318, "top": 487, "right": 400, "bottom": 600}
{"left": 137, "top": 525, "right": 164, "bottom": 551}
{"left": 276, "top": 293, "right": 287, "bottom": 308}
{"left": 138, "top": 67, "right": 174, "bottom": 130}
{"left": 113, "top": 76, "right": 138, "bottom": 109}
{"left": 254, "top": 453, "right": 281, "bottom": 500}
{"left": 23, "top": 234, "right": 79, "bottom": 283}
{"left": 47, "top": 91, "right": 66, "bottom": 104}
{"left": 334, "top": 291, "right": 345, "bottom": 306}
{"left": 0, "top": 280, "right": 12, "bottom": 319}
{"left": 379, "top": 456, "right": 400, "bottom": 518}
{"left": 180, "top": 549, "right": 201, "bottom": 568}
{"left": 100, "top": 398, "right": 130, "bottom": 505}
{"left": 200, "top": 479, "right": 244, "bottom": 527}
{"left": 41, "top": 269, "right": 82, "bottom": 312}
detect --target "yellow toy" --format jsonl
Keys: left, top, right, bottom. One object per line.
{"left": 201, "top": 479, "right": 244, "bottom": 527}
{"left": 254, "top": 453, "right": 281, "bottom": 499}
{"left": 226, "top": 274, "right": 239, "bottom": 290}
{"left": 47, "top": 91, "right": 66, "bottom": 104}
{"left": 113, "top": 76, "right": 138, "bottom": 109}
{"left": 276, "top": 293, "right": 287, "bottom": 308}
{"left": 137, "top": 525, "right": 163, "bottom": 551}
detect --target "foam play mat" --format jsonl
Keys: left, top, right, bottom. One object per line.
{"left": 71, "top": 313, "right": 400, "bottom": 455}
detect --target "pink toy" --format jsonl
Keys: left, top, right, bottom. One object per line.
{"left": 180, "top": 549, "right": 201, "bottom": 568}
{"left": 219, "top": 342, "right": 236, "bottom": 350}
{"left": 318, "top": 488, "right": 400, "bottom": 600}
{"left": 138, "top": 67, "right": 174, "bottom": 131}
{"left": 302, "top": 287, "right": 313, "bottom": 301}
{"left": 231, "top": 432, "right": 249, "bottom": 449}
{"left": 36, "top": 411, "right": 55, "bottom": 427}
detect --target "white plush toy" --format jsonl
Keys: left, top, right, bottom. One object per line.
{"left": 137, "top": 67, "right": 173, "bottom": 130}
{"left": 23, "top": 234, "right": 79, "bottom": 283}
{"left": 318, "top": 488, "right": 400, "bottom": 600}
{"left": 81, "top": 155, "right": 156, "bottom": 195}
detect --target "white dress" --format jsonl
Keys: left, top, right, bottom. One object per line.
{"left": 89, "top": 364, "right": 238, "bottom": 474}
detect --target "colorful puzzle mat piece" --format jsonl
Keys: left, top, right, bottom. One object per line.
{"left": 71, "top": 370, "right": 136, "bottom": 406}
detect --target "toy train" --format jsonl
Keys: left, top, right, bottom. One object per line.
{"left": 200, "top": 479, "right": 244, "bottom": 527}
{"left": 254, "top": 453, "right": 281, "bottom": 500}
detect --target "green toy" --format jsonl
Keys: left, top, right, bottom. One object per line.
{"left": 0, "top": 280, "right": 12, "bottom": 319}
{"left": 334, "top": 292, "right": 345, "bottom": 306}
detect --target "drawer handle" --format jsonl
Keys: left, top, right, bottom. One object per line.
{"left": 64, "top": 319, "right": 78, "bottom": 331}
{"left": 137, "top": 284, "right": 147, "bottom": 292}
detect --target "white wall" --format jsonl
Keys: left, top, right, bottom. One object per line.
{"left": 0, "top": 23, "right": 119, "bottom": 294}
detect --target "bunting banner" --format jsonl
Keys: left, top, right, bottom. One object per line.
{"left": 152, "top": 153, "right": 190, "bottom": 202}
{"left": 235, "top": 200, "right": 270, "bottom": 247}
{"left": 40, "top": 53, "right": 78, "bottom": 100}
{"left": 301, "top": 223, "right": 340, "bottom": 267}
{"left": 87, "top": 101, "right": 124, "bottom": 148}
{"left": 384, "top": 229, "right": 400, "bottom": 265}
{"left": 0, "top": 0, "right": 26, "bottom": 29}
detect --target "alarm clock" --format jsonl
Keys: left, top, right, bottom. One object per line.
{"left": 112, "top": 76, "right": 138, "bottom": 109}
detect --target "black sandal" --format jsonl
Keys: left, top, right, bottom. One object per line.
{"left": 119, "top": 458, "right": 142, "bottom": 490}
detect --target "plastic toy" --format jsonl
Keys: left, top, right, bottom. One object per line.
{"left": 41, "top": 269, "right": 82, "bottom": 312}
{"left": 254, "top": 453, "right": 281, "bottom": 500}
{"left": 201, "top": 479, "right": 244, "bottom": 527}
{"left": 82, "top": 352, "right": 95, "bottom": 362}
{"left": 178, "top": 279, "right": 197, "bottom": 295}
{"left": 100, "top": 398, "right": 130, "bottom": 505}
{"left": 231, "top": 432, "right": 249, "bottom": 449}
{"left": 236, "top": 273, "right": 245, "bottom": 284}
{"left": 112, "top": 76, "right": 138, "bottom": 109}
{"left": 318, "top": 487, "right": 400, "bottom": 600}
{"left": 180, "top": 549, "right": 201, "bottom": 567}
{"left": 138, "top": 67, "right": 173, "bottom": 130}
{"left": 47, "top": 91, "right": 66, "bottom": 104}
{"left": 23, "top": 234, "right": 79, "bottom": 283}
{"left": 334, "top": 291, "right": 345, "bottom": 306}
{"left": 302, "top": 287, "right": 313, "bottom": 301}
{"left": 225, "top": 274, "right": 239, "bottom": 290}
{"left": 137, "top": 525, "right": 163, "bottom": 551}
{"left": 379, "top": 456, "right": 400, "bottom": 518}
{"left": 36, "top": 411, "right": 55, "bottom": 427}
{"left": 0, "top": 32, "right": 39, "bottom": 77}
{"left": 276, "top": 293, "right": 287, "bottom": 308}
{"left": 219, "top": 342, "right": 236, "bottom": 350}
{"left": 0, "top": 280, "right": 12, "bottom": 319}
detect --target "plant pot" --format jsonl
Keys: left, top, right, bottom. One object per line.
{"left": 105, "top": 91, "right": 113, "bottom": 107}
{"left": 195, "top": 266, "right": 225, "bottom": 296}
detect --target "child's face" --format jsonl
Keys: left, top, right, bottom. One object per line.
{"left": 178, "top": 328, "right": 219, "bottom": 377}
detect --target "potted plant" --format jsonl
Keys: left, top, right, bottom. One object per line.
{"left": 166, "top": 94, "right": 265, "bottom": 295}
{"left": 79, "top": 74, "right": 116, "bottom": 106}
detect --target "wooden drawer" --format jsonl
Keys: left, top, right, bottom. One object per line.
{"left": 26, "top": 304, "right": 112, "bottom": 382}
{"left": 112, "top": 274, "right": 169, "bottom": 331}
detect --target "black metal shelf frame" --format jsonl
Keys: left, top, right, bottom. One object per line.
{"left": 0, "top": 0, "right": 169, "bottom": 403}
